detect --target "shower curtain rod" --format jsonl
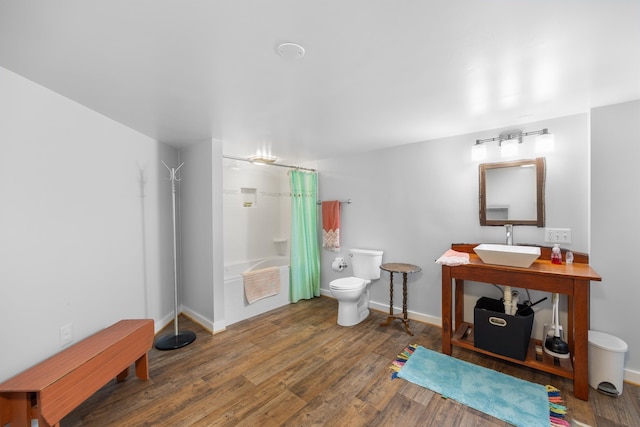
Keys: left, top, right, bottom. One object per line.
{"left": 223, "top": 155, "right": 316, "bottom": 172}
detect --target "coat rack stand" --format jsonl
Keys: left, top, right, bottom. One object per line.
{"left": 155, "top": 161, "right": 196, "bottom": 350}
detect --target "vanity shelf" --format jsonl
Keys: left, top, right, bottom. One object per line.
{"left": 451, "top": 321, "right": 573, "bottom": 379}
{"left": 441, "top": 243, "right": 601, "bottom": 401}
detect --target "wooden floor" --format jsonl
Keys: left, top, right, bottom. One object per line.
{"left": 62, "top": 297, "right": 639, "bottom": 427}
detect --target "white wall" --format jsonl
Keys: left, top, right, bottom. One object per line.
{"left": 317, "top": 113, "right": 590, "bottom": 344}
{"left": 211, "top": 142, "right": 225, "bottom": 332}
{"left": 179, "top": 139, "right": 225, "bottom": 332}
{"left": 0, "top": 67, "right": 175, "bottom": 382}
{"left": 591, "top": 100, "right": 640, "bottom": 381}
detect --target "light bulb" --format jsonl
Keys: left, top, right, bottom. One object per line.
{"left": 471, "top": 143, "right": 487, "bottom": 161}
{"left": 535, "top": 132, "right": 555, "bottom": 153}
{"left": 500, "top": 138, "right": 519, "bottom": 158}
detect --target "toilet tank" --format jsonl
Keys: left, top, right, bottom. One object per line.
{"left": 351, "top": 248, "right": 384, "bottom": 280}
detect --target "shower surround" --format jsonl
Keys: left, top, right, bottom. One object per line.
{"left": 222, "top": 158, "right": 292, "bottom": 322}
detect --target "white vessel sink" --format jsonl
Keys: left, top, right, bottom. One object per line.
{"left": 473, "top": 244, "right": 541, "bottom": 268}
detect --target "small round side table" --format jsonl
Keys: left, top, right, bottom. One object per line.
{"left": 379, "top": 263, "right": 421, "bottom": 335}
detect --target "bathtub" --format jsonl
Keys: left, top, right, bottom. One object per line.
{"left": 224, "top": 256, "right": 290, "bottom": 326}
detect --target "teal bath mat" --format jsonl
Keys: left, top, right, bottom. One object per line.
{"left": 391, "top": 345, "right": 566, "bottom": 427}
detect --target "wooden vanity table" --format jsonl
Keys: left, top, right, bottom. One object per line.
{"left": 441, "top": 244, "right": 601, "bottom": 401}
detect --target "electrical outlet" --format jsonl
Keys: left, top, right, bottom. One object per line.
{"left": 60, "top": 324, "right": 73, "bottom": 347}
{"left": 544, "top": 228, "right": 572, "bottom": 243}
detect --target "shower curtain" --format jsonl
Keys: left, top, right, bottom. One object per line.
{"left": 289, "top": 170, "right": 320, "bottom": 303}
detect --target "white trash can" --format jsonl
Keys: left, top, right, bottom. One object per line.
{"left": 588, "top": 330, "right": 628, "bottom": 396}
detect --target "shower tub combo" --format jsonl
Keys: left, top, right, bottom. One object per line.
{"left": 224, "top": 256, "right": 290, "bottom": 326}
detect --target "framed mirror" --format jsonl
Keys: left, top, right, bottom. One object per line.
{"left": 479, "top": 157, "right": 545, "bottom": 226}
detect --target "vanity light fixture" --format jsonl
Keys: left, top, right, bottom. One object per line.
{"left": 471, "top": 128, "right": 554, "bottom": 161}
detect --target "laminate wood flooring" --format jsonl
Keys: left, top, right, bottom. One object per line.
{"left": 62, "top": 296, "right": 639, "bottom": 426}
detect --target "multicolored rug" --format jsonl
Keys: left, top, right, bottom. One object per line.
{"left": 391, "top": 344, "right": 568, "bottom": 427}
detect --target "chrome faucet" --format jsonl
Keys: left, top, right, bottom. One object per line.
{"left": 505, "top": 224, "right": 513, "bottom": 246}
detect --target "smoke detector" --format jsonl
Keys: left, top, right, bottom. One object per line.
{"left": 277, "top": 43, "right": 305, "bottom": 59}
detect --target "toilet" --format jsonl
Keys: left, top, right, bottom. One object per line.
{"left": 329, "top": 248, "right": 383, "bottom": 326}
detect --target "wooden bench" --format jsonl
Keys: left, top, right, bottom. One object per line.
{"left": 0, "top": 319, "right": 154, "bottom": 427}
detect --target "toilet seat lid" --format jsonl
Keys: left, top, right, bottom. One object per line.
{"left": 330, "top": 277, "right": 368, "bottom": 290}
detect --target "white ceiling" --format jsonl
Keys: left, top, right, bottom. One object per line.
{"left": 1, "top": 1, "right": 639, "bottom": 164}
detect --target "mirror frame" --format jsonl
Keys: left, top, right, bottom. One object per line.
{"left": 479, "top": 157, "right": 546, "bottom": 227}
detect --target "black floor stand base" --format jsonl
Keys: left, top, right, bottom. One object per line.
{"left": 154, "top": 330, "right": 196, "bottom": 350}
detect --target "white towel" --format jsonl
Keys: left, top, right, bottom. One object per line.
{"left": 242, "top": 267, "right": 281, "bottom": 304}
{"left": 435, "top": 249, "right": 470, "bottom": 266}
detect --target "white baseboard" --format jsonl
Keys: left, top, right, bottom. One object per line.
{"left": 319, "top": 288, "right": 441, "bottom": 326}
{"left": 155, "top": 311, "right": 176, "bottom": 333}
{"left": 180, "top": 305, "right": 216, "bottom": 333}
{"left": 157, "top": 306, "right": 220, "bottom": 334}
{"left": 368, "top": 300, "right": 442, "bottom": 327}
{"left": 624, "top": 367, "right": 640, "bottom": 386}
{"left": 211, "top": 320, "right": 226, "bottom": 334}
{"left": 320, "top": 288, "right": 332, "bottom": 298}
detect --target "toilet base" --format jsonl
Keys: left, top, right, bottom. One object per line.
{"left": 330, "top": 278, "right": 372, "bottom": 327}
{"left": 335, "top": 290, "right": 371, "bottom": 326}
{"left": 337, "top": 303, "right": 369, "bottom": 327}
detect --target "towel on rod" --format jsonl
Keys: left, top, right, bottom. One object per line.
{"left": 242, "top": 267, "right": 281, "bottom": 304}
{"left": 322, "top": 200, "right": 341, "bottom": 251}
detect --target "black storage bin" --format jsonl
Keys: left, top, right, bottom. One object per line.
{"left": 474, "top": 297, "right": 534, "bottom": 361}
